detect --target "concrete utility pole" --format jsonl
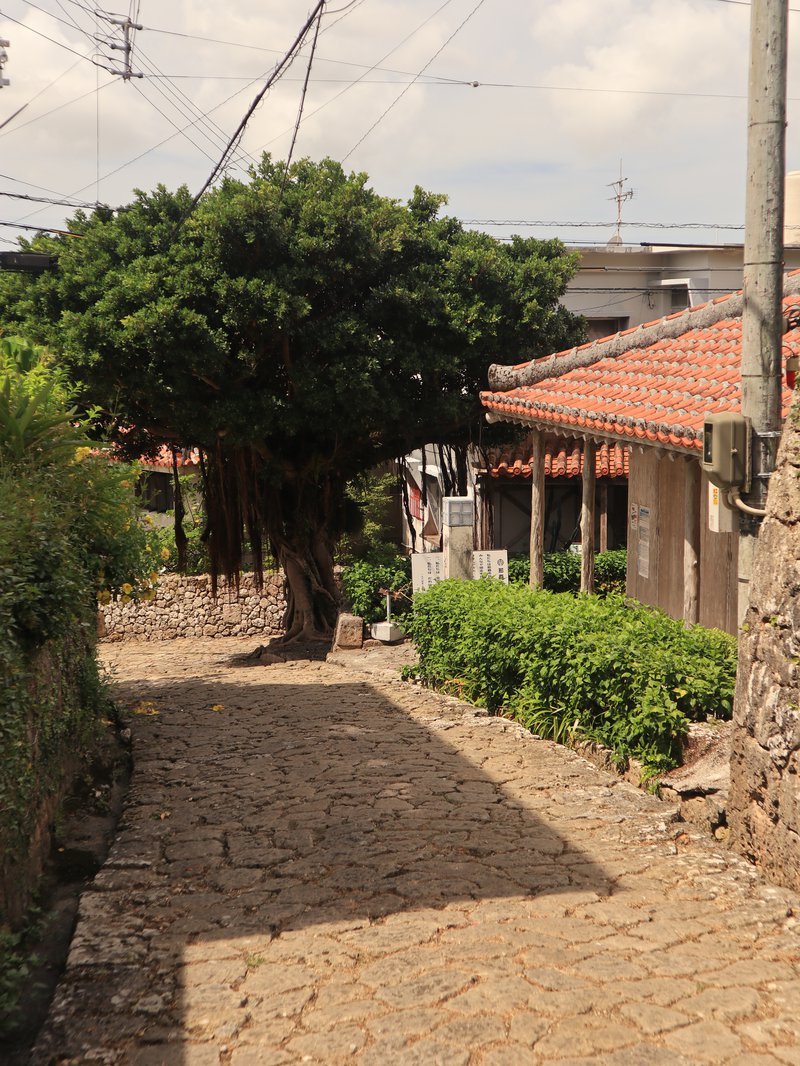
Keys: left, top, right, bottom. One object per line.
{"left": 738, "top": 0, "right": 789, "bottom": 620}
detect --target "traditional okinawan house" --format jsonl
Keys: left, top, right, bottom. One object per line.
{"left": 136, "top": 445, "right": 201, "bottom": 514}
{"left": 476, "top": 436, "right": 629, "bottom": 555}
{"left": 480, "top": 270, "right": 800, "bottom": 635}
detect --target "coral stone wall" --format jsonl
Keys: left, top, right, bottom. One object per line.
{"left": 729, "top": 400, "right": 800, "bottom": 892}
{"left": 99, "top": 573, "right": 287, "bottom": 641}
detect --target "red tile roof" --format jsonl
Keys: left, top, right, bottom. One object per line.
{"left": 481, "top": 271, "right": 800, "bottom": 454}
{"left": 486, "top": 437, "right": 629, "bottom": 479}
{"left": 140, "top": 445, "right": 201, "bottom": 470}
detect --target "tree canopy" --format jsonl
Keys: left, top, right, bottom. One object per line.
{"left": 0, "top": 156, "right": 584, "bottom": 639}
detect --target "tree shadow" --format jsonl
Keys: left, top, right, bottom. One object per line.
{"left": 33, "top": 668, "right": 612, "bottom": 1064}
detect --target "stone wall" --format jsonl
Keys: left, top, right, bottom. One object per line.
{"left": 99, "top": 573, "right": 287, "bottom": 641}
{"left": 728, "top": 400, "right": 800, "bottom": 891}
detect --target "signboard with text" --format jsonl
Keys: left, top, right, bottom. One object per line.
{"left": 472, "top": 550, "right": 509, "bottom": 583}
{"left": 411, "top": 552, "right": 446, "bottom": 592}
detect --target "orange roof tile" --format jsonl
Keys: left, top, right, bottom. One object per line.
{"left": 486, "top": 437, "right": 629, "bottom": 479}
{"left": 481, "top": 275, "right": 800, "bottom": 454}
{"left": 140, "top": 445, "right": 201, "bottom": 470}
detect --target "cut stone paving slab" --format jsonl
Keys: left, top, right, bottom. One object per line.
{"left": 28, "top": 636, "right": 800, "bottom": 1066}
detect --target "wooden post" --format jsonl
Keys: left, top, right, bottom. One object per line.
{"left": 599, "top": 482, "right": 609, "bottom": 553}
{"left": 683, "top": 457, "right": 701, "bottom": 624}
{"left": 529, "top": 429, "right": 545, "bottom": 589}
{"left": 581, "top": 439, "right": 596, "bottom": 593}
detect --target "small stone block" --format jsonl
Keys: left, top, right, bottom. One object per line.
{"left": 334, "top": 613, "right": 364, "bottom": 649}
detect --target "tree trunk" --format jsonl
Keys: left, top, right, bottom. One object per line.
{"left": 278, "top": 546, "right": 339, "bottom": 642}
{"left": 201, "top": 441, "right": 342, "bottom": 642}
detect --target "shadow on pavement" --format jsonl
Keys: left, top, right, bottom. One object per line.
{"left": 32, "top": 667, "right": 611, "bottom": 1064}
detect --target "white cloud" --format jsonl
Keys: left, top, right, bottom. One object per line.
{"left": 0, "top": 0, "right": 796, "bottom": 249}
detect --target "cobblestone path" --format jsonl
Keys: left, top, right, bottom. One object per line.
{"left": 32, "top": 638, "right": 800, "bottom": 1066}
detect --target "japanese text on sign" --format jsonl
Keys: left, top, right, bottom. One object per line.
{"left": 472, "top": 550, "right": 509, "bottom": 583}
{"left": 411, "top": 552, "right": 446, "bottom": 592}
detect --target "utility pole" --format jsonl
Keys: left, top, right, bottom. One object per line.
{"left": 0, "top": 39, "right": 10, "bottom": 88}
{"left": 98, "top": 15, "right": 143, "bottom": 80}
{"left": 737, "top": 0, "right": 789, "bottom": 620}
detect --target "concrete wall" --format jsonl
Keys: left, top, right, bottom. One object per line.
{"left": 100, "top": 573, "right": 286, "bottom": 641}
{"left": 729, "top": 402, "right": 800, "bottom": 891}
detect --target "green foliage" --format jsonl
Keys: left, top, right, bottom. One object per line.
{"left": 406, "top": 580, "right": 736, "bottom": 776}
{"left": 337, "top": 469, "right": 399, "bottom": 566}
{"left": 507, "top": 549, "right": 627, "bottom": 596}
{"left": 341, "top": 554, "right": 412, "bottom": 624}
{"left": 0, "top": 337, "right": 153, "bottom": 925}
{"left": 0, "top": 925, "right": 37, "bottom": 1036}
{"left": 0, "top": 158, "right": 584, "bottom": 636}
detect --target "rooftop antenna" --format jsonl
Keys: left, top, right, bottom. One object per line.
{"left": 607, "top": 162, "right": 634, "bottom": 247}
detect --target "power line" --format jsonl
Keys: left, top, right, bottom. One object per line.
{"left": 343, "top": 0, "right": 490, "bottom": 161}
{"left": 280, "top": 2, "right": 324, "bottom": 197}
{"left": 130, "top": 41, "right": 255, "bottom": 170}
{"left": 253, "top": 0, "right": 463, "bottom": 156}
{"left": 184, "top": 0, "right": 327, "bottom": 219}
{"left": 0, "top": 218, "right": 84, "bottom": 235}
{"left": 0, "top": 8, "right": 96, "bottom": 63}
{"left": 0, "top": 79, "right": 115, "bottom": 140}
{"left": 0, "top": 188, "right": 100, "bottom": 208}
{"left": 462, "top": 219, "right": 746, "bottom": 230}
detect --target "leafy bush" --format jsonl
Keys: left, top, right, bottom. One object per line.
{"left": 405, "top": 580, "right": 736, "bottom": 776}
{"left": 508, "top": 549, "right": 627, "bottom": 596}
{"left": 0, "top": 337, "right": 154, "bottom": 930}
{"left": 341, "top": 554, "right": 412, "bottom": 624}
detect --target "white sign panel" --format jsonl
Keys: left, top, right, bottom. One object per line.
{"left": 708, "top": 481, "right": 737, "bottom": 533}
{"left": 637, "top": 506, "right": 650, "bottom": 579}
{"left": 411, "top": 552, "right": 446, "bottom": 592}
{"left": 472, "top": 550, "right": 509, "bottom": 583}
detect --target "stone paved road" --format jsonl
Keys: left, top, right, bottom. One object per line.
{"left": 32, "top": 638, "right": 800, "bottom": 1066}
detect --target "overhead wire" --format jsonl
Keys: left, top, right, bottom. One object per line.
{"left": 0, "top": 188, "right": 100, "bottom": 207}
{"left": 0, "top": 8, "right": 96, "bottom": 62}
{"left": 279, "top": 1, "right": 324, "bottom": 197}
{"left": 183, "top": 0, "right": 327, "bottom": 219}
{"left": 129, "top": 41, "right": 256, "bottom": 171}
{"left": 343, "top": 0, "right": 490, "bottom": 161}
{"left": 253, "top": 0, "right": 463, "bottom": 157}
{"left": 462, "top": 219, "right": 746, "bottom": 230}
{"left": 0, "top": 79, "right": 115, "bottom": 139}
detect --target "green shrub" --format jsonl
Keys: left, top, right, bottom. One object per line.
{"left": 508, "top": 549, "right": 627, "bottom": 596}
{"left": 341, "top": 554, "right": 412, "bottom": 624}
{"left": 0, "top": 338, "right": 154, "bottom": 928}
{"left": 405, "top": 580, "right": 736, "bottom": 776}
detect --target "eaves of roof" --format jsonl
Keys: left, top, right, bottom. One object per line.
{"left": 480, "top": 270, "right": 800, "bottom": 454}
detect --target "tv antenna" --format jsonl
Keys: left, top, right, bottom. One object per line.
{"left": 607, "top": 163, "right": 634, "bottom": 246}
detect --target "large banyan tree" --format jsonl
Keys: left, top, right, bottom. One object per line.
{"left": 0, "top": 157, "right": 583, "bottom": 640}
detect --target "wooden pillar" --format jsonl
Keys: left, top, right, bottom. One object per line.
{"left": 683, "top": 457, "right": 701, "bottom": 624}
{"left": 581, "top": 439, "right": 596, "bottom": 594}
{"left": 529, "top": 428, "right": 545, "bottom": 589}
{"left": 599, "top": 482, "right": 609, "bottom": 554}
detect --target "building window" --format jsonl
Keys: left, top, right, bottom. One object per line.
{"left": 409, "top": 484, "right": 423, "bottom": 520}
{"left": 585, "top": 316, "right": 630, "bottom": 342}
{"left": 670, "top": 286, "right": 689, "bottom": 310}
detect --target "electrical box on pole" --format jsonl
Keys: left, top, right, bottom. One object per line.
{"left": 702, "top": 413, "right": 750, "bottom": 492}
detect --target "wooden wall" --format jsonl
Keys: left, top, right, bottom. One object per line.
{"left": 699, "top": 478, "right": 739, "bottom": 634}
{"left": 627, "top": 449, "right": 738, "bottom": 633}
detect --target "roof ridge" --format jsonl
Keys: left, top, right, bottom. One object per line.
{"left": 488, "top": 270, "right": 800, "bottom": 393}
